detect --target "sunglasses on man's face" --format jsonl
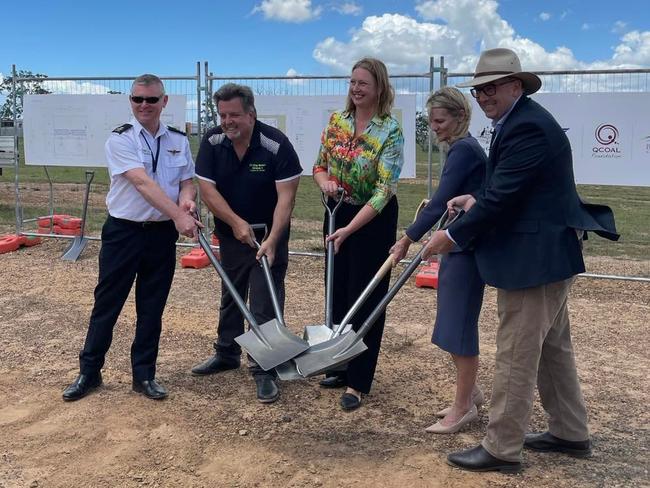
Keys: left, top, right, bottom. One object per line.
{"left": 130, "top": 95, "right": 164, "bottom": 104}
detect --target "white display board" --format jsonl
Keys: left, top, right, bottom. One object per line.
{"left": 469, "top": 92, "right": 650, "bottom": 187}
{"left": 23, "top": 94, "right": 187, "bottom": 167}
{"left": 255, "top": 95, "right": 417, "bottom": 178}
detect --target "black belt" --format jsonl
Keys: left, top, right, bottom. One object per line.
{"left": 110, "top": 216, "right": 173, "bottom": 228}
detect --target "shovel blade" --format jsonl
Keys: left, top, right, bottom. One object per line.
{"left": 303, "top": 323, "right": 354, "bottom": 346}
{"left": 294, "top": 331, "right": 368, "bottom": 378}
{"left": 303, "top": 324, "right": 334, "bottom": 346}
{"left": 235, "top": 319, "right": 310, "bottom": 371}
{"left": 61, "top": 237, "right": 88, "bottom": 262}
{"left": 274, "top": 360, "right": 304, "bottom": 381}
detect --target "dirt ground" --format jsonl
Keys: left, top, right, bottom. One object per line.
{"left": 1, "top": 181, "right": 649, "bottom": 487}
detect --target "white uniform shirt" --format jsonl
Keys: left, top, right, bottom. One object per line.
{"left": 105, "top": 119, "right": 194, "bottom": 222}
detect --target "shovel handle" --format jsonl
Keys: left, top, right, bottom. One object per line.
{"left": 197, "top": 230, "right": 272, "bottom": 347}
{"left": 348, "top": 209, "right": 465, "bottom": 346}
{"left": 323, "top": 188, "right": 345, "bottom": 330}
{"left": 333, "top": 254, "right": 394, "bottom": 338}
{"left": 253, "top": 239, "right": 286, "bottom": 328}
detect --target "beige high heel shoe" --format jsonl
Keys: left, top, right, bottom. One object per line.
{"left": 435, "top": 388, "right": 485, "bottom": 418}
{"left": 425, "top": 405, "right": 478, "bottom": 434}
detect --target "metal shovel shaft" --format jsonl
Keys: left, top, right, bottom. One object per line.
{"left": 323, "top": 191, "right": 344, "bottom": 330}
{"left": 332, "top": 254, "right": 394, "bottom": 338}
{"left": 197, "top": 231, "right": 271, "bottom": 348}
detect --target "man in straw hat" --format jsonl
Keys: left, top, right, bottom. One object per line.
{"left": 420, "top": 48, "right": 619, "bottom": 472}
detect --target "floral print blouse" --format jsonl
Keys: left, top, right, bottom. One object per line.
{"left": 313, "top": 110, "right": 404, "bottom": 212}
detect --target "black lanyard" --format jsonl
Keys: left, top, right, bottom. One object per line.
{"left": 141, "top": 133, "right": 161, "bottom": 173}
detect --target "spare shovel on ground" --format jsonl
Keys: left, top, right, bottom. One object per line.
{"left": 197, "top": 227, "right": 309, "bottom": 371}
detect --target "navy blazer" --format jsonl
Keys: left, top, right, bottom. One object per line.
{"left": 447, "top": 97, "right": 619, "bottom": 290}
{"left": 407, "top": 135, "right": 486, "bottom": 242}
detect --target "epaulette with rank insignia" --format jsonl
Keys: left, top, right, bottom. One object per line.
{"left": 112, "top": 123, "right": 133, "bottom": 134}
{"left": 167, "top": 125, "right": 186, "bottom": 136}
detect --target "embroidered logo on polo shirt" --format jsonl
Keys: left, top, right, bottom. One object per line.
{"left": 250, "top": 162, "right": 267, "bottom": 172}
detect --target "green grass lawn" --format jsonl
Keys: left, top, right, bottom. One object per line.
{"left": 1, "top": 138, "right": 647, "bottom": 260}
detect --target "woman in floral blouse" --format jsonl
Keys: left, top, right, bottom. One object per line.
{"left": 313, "top": 57, "right": 404, "bottom": 411}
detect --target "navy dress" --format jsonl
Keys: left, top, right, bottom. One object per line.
{"left": 406, "top": 135, "right": 486, "bottom": 356}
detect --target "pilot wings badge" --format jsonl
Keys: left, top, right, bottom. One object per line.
{"left": 167, "top": 149, "right": 181, "bottom": 155}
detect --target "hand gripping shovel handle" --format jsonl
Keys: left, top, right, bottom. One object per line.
{"left": 322, "top": 188, "right": 345, "bottom": 330}
{"left": 197, "top": 230, "right": 271, "bottom": 348}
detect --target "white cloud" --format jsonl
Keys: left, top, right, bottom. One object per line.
{"left": 612, "top": 30, "right": 650, "bottom": 66}
{"left": 252, "top": 0, "right": 322, "bottom": 23}
{"left": 333, "top": 2, "right": 362, "bottom": 16}
{"left": 559, "top": 10, "right": 569, "bottom": 20}
{"left": 312, "top": 0, "right": 650, "bottom": 74}
{"left": 285, "top": 68, "right": 305, "bottom": 85}
{"left": 313, "top": 13, "right": 458, "bottom": 73}
{"left": 539, "top": 12, "right": 551, "bottom": 21}
{"left": 581, "top": 23, "right": 592, "bottom": 31}
{"left": 612, "top": 20, "right": 627, "bottom": 34}
{"left": 42, "top": 80, "right": 112, "bottom": 95}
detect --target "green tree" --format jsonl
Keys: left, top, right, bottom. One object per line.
{"left": 415, "top": 110, "right": 433, "bottom": 152}
{"left": 0, "top": 70, "right": 50, "bottom": 119}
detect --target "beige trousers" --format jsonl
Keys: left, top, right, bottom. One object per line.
{"left": 482, "top": 277, "right": 589, "bottom": 461}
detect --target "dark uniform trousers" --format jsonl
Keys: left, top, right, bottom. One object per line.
{"left": 213, "top": 228, "right": 289, "bottom": 377}
{"left": 326, "top": 196, "right": 398, "bottom": 394}
{"left": 79, "top": 216, "right": 178, "bottom": 382}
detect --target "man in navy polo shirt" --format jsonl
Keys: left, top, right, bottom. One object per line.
{"left": 192, "top": 83, "right": 302, "bottom": 403}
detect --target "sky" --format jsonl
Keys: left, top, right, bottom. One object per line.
{"left": 1, "top": 0, "right": 649, "bottom": 82}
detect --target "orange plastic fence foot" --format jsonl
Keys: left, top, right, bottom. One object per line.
{"left": 415, "top": 262, "right": 440, "bottom": 289}
{"left": 0, "top": 234, "right": 41, "bottom": 253}
{"left": 181, "top": 249, "right": 211, "bottom": 269}
{"left": 0, "top": 235, "right": 22, "bottom": 254}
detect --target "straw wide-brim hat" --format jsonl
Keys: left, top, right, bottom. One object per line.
{"left": 456, "top": 48, "right": 542, "bottom": 95}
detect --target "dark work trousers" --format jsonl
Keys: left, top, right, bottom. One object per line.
{"left": 213, "top": 228, "right": 289, "bottom": 378}
{"left": 79, "top": 216, "right": 178, "bottom": 382}
{"left": 325, "top": 196, "right": 398, "bottom": 394}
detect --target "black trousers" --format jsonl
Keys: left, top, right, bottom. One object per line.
{"left": 213, "top": 228, "right": 289, "bottom": 377}
{"left": 79, "top": 216, "right": 178, "bottom": 381}
{"left": 325, "top": 197, "right": 398, "bottom": 393}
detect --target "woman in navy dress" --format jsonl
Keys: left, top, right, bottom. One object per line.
{"left": 391, "top": 87, "right": 486, "bottom": 433}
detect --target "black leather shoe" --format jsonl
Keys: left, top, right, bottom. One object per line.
{"left": 255, "top": 376, "right": 279, "bottom": 403}
{"left": 340, "top": 392, "right": 362, "bottom": 411}
{"left": 191, "top": 354, "right": 240, "bottom": 376}
{"left": 524, "top": 431, "right": 592, "bottom": 458}
{"left": 62, "top": 372, "right": 103, "bottom": 401}
{"left": 447, "top": 445, "right": 522, "bottom": 473}
{"left": 132, "top": 379, "right": 168, "bottom": 400}
{"left": 319, "top": 375, "right": 346, "bottom": 388}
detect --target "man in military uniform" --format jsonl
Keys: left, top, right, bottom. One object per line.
{"left": 191, "top": 83, "right": 302, "bottom": 403}
{"left": 63, "top": 74, "right": 200, "bottom": 401}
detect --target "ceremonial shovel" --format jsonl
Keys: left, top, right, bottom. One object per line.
{"left": 197, "top": 228, "right": 309, "bottom": 371}
{"left": 293, "top": 209, "right": 462, "bottom": 377}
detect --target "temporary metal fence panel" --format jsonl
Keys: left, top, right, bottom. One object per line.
{"left": 5, "top": 65, "right": 201, "bottom": 243}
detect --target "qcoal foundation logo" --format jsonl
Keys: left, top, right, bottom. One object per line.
{"left": 644, "top": 135, "right": 650, "bottom": 154}
{"left": 592, "top": 123, "right": 622, "bottom": 159}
